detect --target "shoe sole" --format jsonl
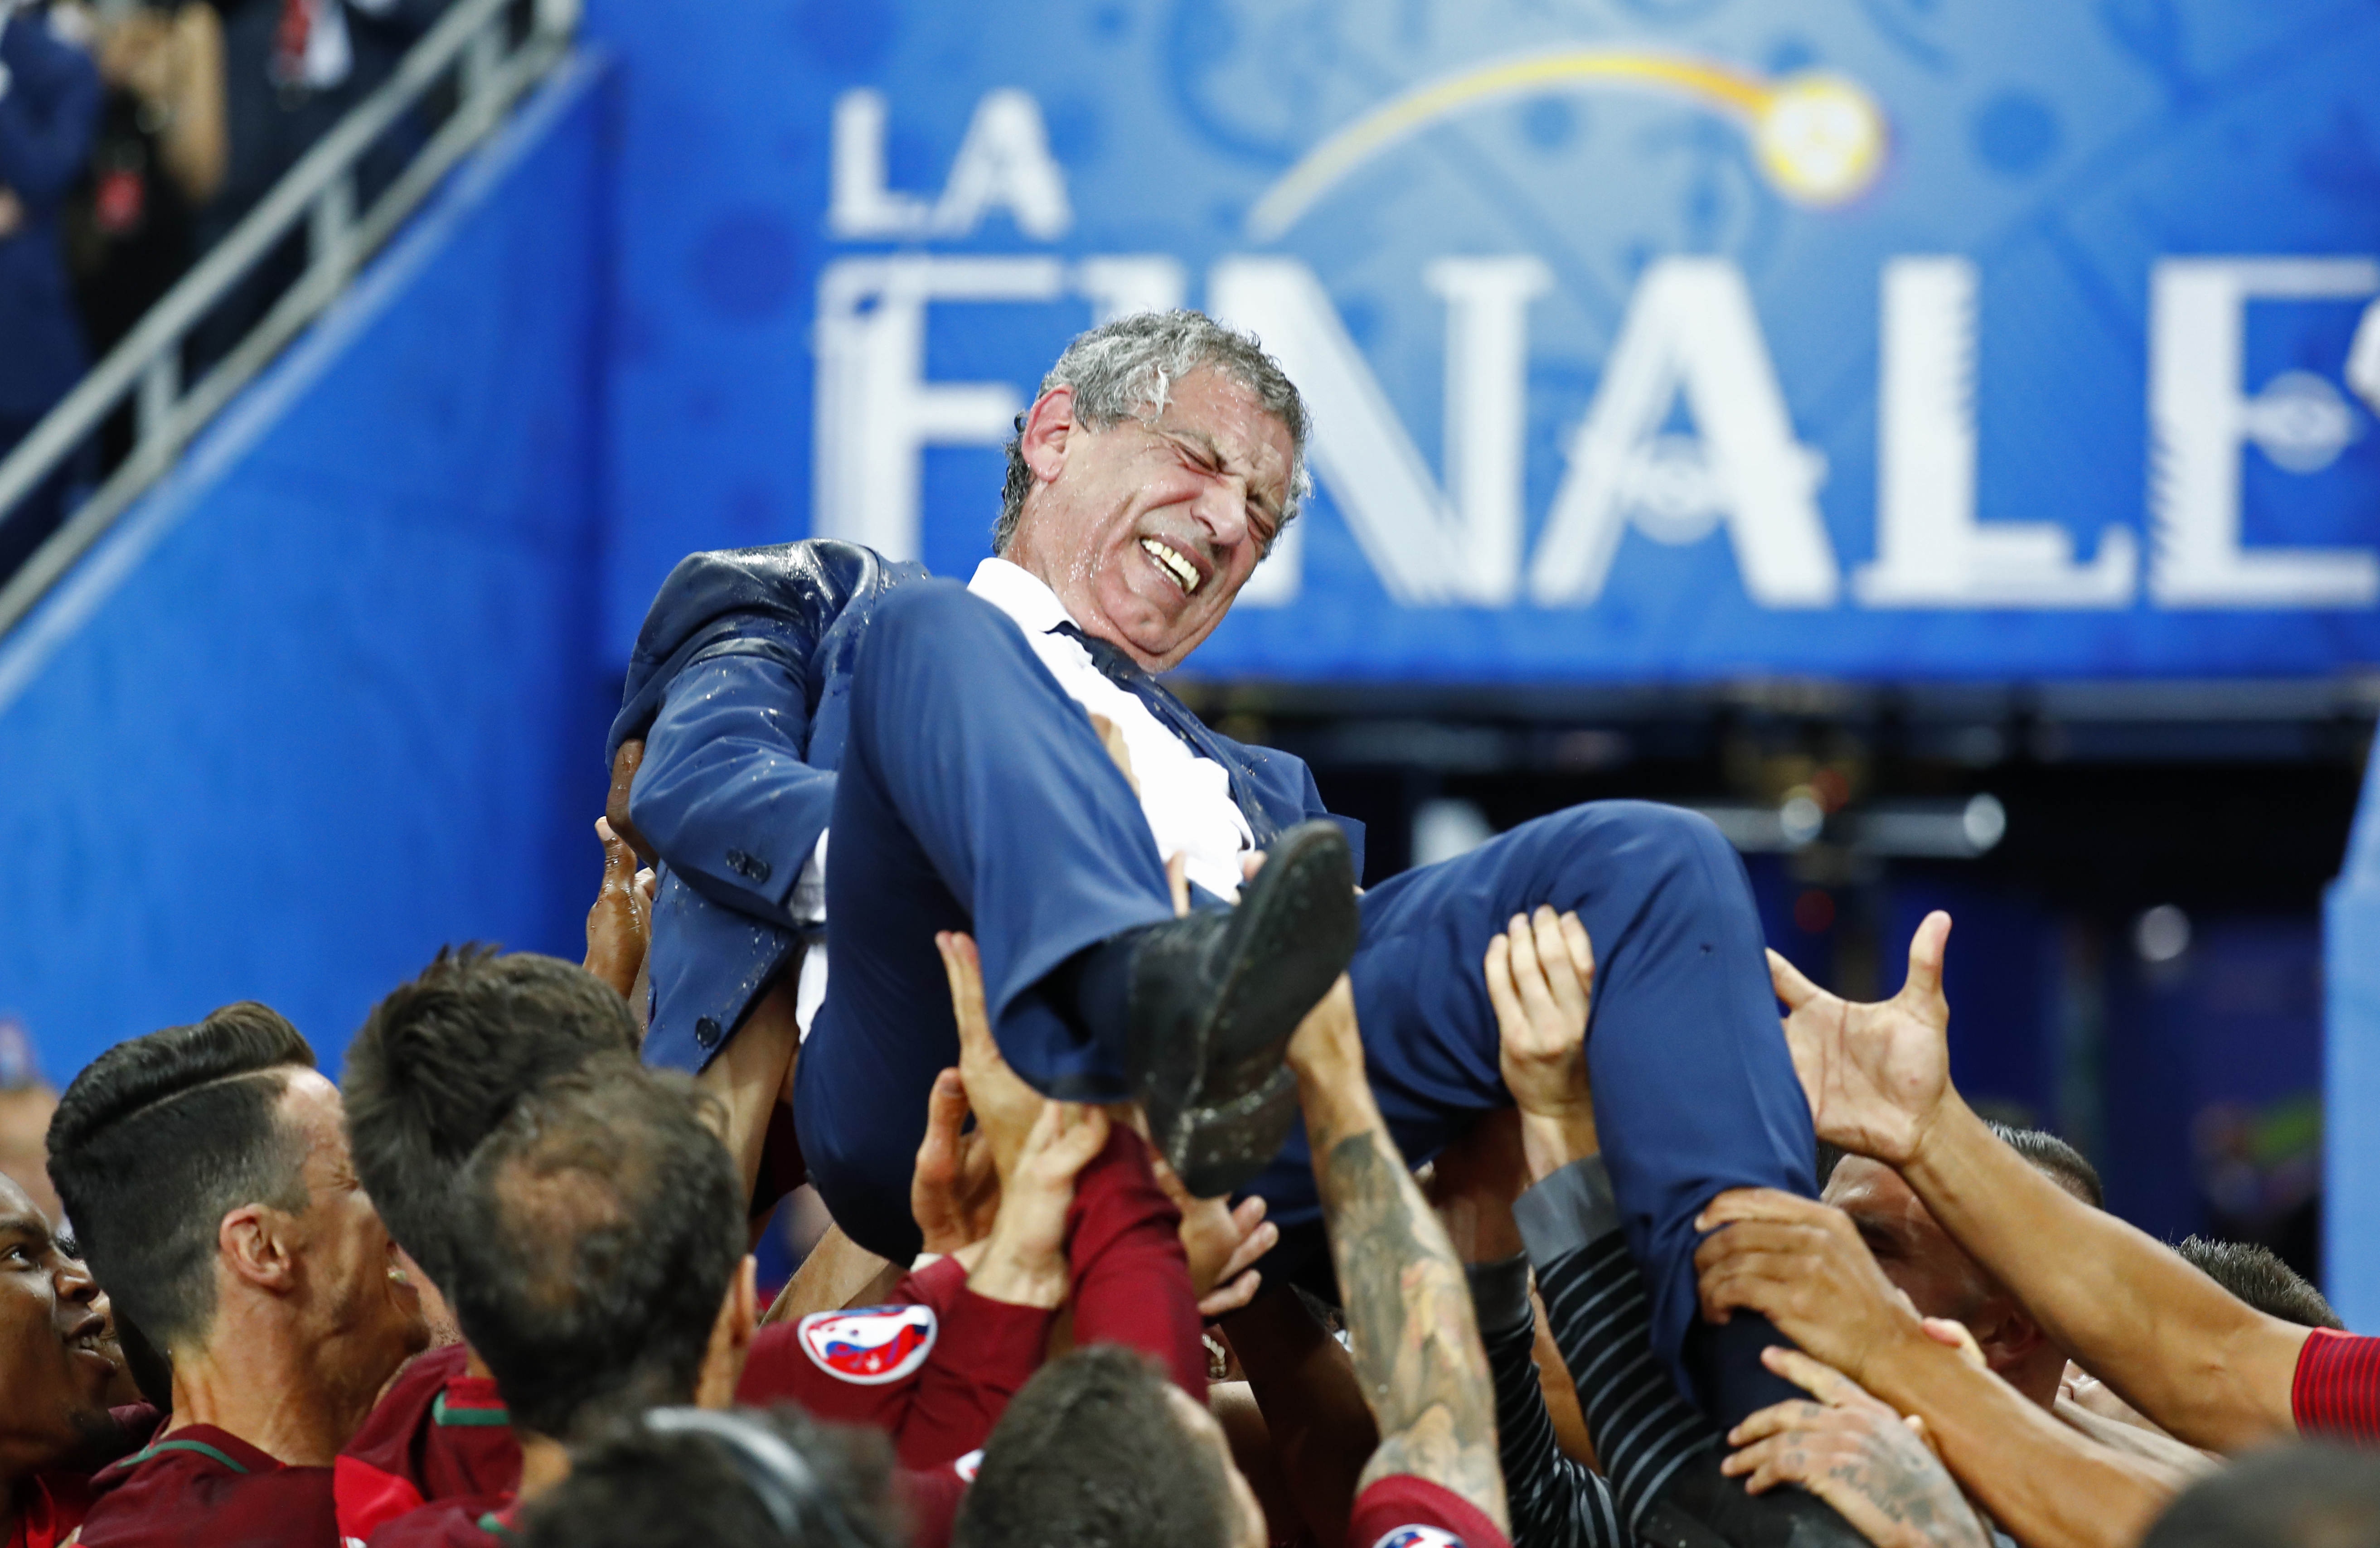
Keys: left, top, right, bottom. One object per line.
{"left": 1146, "top": 822, "right": 1359, "bottom": 1195}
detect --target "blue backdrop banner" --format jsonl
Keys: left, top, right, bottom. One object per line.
{"left": 588, "top": 0, "right": 2380, "bottom": 684}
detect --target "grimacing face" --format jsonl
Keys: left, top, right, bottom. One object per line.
{"left": 1006, "top": 366, "right": 1296, "bottom": 673}
{"left": 0, "top": 1173, "right": 120, "bottom": 1473}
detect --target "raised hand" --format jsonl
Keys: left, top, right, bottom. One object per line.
{"left": 936, "top": 931, "right": 1048, "bottom": 1186}
{"left": 605, "top": 738, "right": 655, "bottom": 866}
{"left": 1145, "top": 1152, "right": 1277, "bottom": 1317}
{"left": 1773, "top": 912, "right": 1954, "bottom": 1169}
{"left": 1484, "top": 907, "right": 1597, "bottom": 1177}
{"left": 911, "top": 1067, "right": 999, "bottom": 1257}
{"left": 1692, "top": 1188, "right": 1925, "bottom": 1389}
{"left": 1723, "top": 1347, "right": 1989, "bottom": 1548}
{"left": 584, "top": 816, "right": 656, "bottom": 1004}
{"left": 968, "top": 1102, "right": 1112, "bottom": 1310}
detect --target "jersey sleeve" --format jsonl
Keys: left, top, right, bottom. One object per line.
{"left": 1347, "top": 1475, "right": 1512, "bottom": 1548}
{"left": 1065, "top": 1126, "right": 1206, "bottom": 1398}
{"left": 2292, "top": 1328, "right": 2380, "bottom": 1444}
{"left": 737, "top": 1255, "right": 1054, "bottom": 1468}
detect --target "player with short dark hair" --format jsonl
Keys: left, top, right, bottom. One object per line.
{"left": 2173, "top": 1237, "right": 2341, "bottom": 1331}
{"left": 48, "top": 1004, "right": 430, "bottom": 1548}
{"left": 520, "top": 1406, "right": 905, "bottom": 1548}
{"left": 335, "top": 947, "right": 640, "bottom": 1546}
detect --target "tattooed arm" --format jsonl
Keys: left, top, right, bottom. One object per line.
{"left": 1288, "top": 977, "right": 1512, "bottom": 1533}
{"left": 1725, "top": 1348, "right": 1990, "bottom": 1548}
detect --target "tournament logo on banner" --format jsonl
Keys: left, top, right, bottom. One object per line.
{"left": 595, "top": 0, "right": 2380, "bottom": 683}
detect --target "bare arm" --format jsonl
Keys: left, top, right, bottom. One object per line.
{"left": 1290, "top": 978, "right": 1510, "bottom": 1532}
{"left": 1779, "top": 913, "right": 2309, "bottom": 1451}
{"left": 1695, "top": 1188, "right": 2176, "bottom": 1548}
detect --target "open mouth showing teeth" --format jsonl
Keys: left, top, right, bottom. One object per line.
{"left": 1139, "top": 537, "right": 1203, "bottom": 597}
{"left": 67, "top": 1327, "right": 114, "bottom": 1364}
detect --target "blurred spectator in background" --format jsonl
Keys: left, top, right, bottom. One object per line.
{"left": 55, "top": 0, "right": 223, "bottom": 471}
{"left": 191, "top": 0, "right": 441, "bottom": 368}
{"left": 0, "top": 0, "right": 101, "bottom": 582}
{"left": 0, "top": 1015, "right": 63, "bottom": 1224}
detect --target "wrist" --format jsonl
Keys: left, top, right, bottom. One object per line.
{"left": 1517, "top": 1108, "right": 1597, "bottom": 1180}
{"left": 1899, "top": 1089, "right": 1980, "bottom": 1189}
{"left": 965, "top": 1233, "right": 1068, "bottom": 1308}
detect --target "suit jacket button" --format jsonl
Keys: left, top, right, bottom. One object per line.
{"left": 695, "top": 1016, "right": 722, "bottom": 1049}
{"left": 726, "top": 848, "right": 771, "bottom": 885}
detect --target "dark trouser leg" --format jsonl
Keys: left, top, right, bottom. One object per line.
{"left": 1246, "top": 800, "right": 1816, "bottom": 1425}
{"left": 794, "top": 580, "right": 1177, "bottom": 1261}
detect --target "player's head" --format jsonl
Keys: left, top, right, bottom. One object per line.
{"left": 343, "top": 945, "right": 640, "bottom": 1292}
{"left": 2174, "top": 1237, "right": 2342, "bottom": 1330}
{"left": 1822, "top": 1146, "right": 2071, "bottom": 1408}
{"left": 957, "top": 1345, "right": 1265, "bottom": 1548}
{"left": 2142, "top": 1442, "right": 2380, "bottom": 1548}
{"left": 443, "top": 1064, "right": 751, "bottom": 1443}
{"left": 998, "top": 310, "right": 1309, "bottom": 674}
{"left": 0, "top": 1170, "right": 124, "bottom": 1475}
{"left": 521, "top": 1406, "right": 902, "bottom": 1548}
{"left": 47, "top": 1003, "right": 426, "bottom": 1401}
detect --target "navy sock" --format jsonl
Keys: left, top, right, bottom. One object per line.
{"left": 1682, "top": 1311, "right": 1805, "bottom": 1431}
{"left": 1041, "top": 926, "right": 1152, "bottom": 1052}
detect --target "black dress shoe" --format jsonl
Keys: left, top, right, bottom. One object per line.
{"left": 1127, "top": 821, "right": 1360, "bottom": 1198}
{"left": 1637, "top": 1446, "right": 1875, "bottom": 1548}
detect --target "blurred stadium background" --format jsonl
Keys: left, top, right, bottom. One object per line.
{"left": 3, "top": 0, "right": 2378, "bottom": 1314}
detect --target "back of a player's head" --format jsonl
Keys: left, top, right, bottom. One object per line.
{"left": 343, "top": 946, "right": 640, "bottom": 1288}
{"left": 522, "top": 1407, "right": 901, "bottom": 1548}
{"left": 2175, "top": 1237, "right": 2343, "bottom": 1330}
{"left": 957, "top": 1346, "right": 1234, "bottom": 1548}
{"left": 1983, "top": 1121, "right": 2104, "bottom": 1208}
{"left": 444, "top": 1064, "right": 743, "bottom": 1441}
{"left": 2142, "top": 1442, "right": 2380, "bottom": 1548}
{"left": 45, "top": 1004, "right": 315, "bottom": 1351}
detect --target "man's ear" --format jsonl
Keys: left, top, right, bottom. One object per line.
{"left": 694, "top": 1255, "right": 760, "bottom": 1410}
{"left": 1970, "top": 1294, "right": 2048, "bottom": 1373}
{"left": 1018, "top": 386, "right": 1077, "bottom": 488}
{"left": 219, "top": 1205, "right": 298, "bottom": 1295}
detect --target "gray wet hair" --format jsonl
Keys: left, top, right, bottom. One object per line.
{"left": 994, "top": 310, "right": 1312, "bottom": 555}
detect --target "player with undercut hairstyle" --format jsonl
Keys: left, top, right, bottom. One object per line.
{"left": 48, "top": 1003, "right": 429, "bottom": 1548}
{"left": 2174, "top": 1237, "right": 2342, "bottom": 1331}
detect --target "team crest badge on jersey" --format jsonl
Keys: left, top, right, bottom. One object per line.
{"left": 797, "top": 1304, "right": 937, "bottom": 1384}
{"left": 1373, "top": 1528, "right": 1465, "bottom": 1548}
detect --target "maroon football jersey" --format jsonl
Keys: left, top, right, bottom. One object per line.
{"left": 76, "top": 1426, "right": 336, "bottom": 1548}
{"left": 335, "top": 1345, "right": 521, "bottom": 1545}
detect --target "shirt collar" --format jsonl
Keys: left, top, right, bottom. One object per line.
{"left": 967, "top": 558, "right": 1077, "bottom": 637}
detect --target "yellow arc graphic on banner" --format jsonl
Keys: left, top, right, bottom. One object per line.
{"left": 1245, "top": 48, "right": 1890, "bottom": 241}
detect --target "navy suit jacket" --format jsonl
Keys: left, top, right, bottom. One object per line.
{"left": 610, "top": 540, "right": 1361, "bottom": 1071}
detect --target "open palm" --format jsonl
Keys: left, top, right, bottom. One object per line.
{"left": 1772, "top": 911, "right": 1955, "bottom": 1167}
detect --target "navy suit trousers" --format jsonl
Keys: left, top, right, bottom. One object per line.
{"left": 792, "top": 579, "right": 1815, "bottom": 1401}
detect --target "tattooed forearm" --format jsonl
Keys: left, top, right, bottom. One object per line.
{"left": 1320, "top": 1129, "right": 1511, "bottom": 1530}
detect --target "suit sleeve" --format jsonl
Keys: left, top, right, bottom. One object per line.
{"left": 1466, "top": 1256, "right": 1624, "bottom": 1548}
{"left": 631, "top": 641, "right": 837, "bottom": 925}
{"left": 0, "top": 18, "right": 102, "bottom": 204}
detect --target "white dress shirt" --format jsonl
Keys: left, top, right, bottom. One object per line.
{"left": 966, "top": 559, "right": 1255, "bottom": 902}
{"left": 780, "top": 559, "right": 1253, "bottom": 1039}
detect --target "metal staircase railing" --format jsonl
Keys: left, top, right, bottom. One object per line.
{"left": 0, "top": 0, "right": 579, "bottom": 637}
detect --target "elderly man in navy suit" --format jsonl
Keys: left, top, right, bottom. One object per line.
{"left": 0, "top": 2, "right": 100, "bottom": 580}
{"left": 607, "top": 313, "right": 1837, "bottom": 1513}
